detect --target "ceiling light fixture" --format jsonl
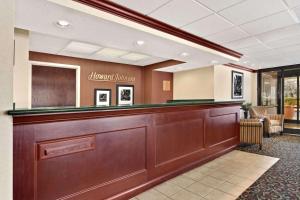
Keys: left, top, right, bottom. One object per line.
{"left": 96, "top": 48, "right": 128, "bottom": 58}
{"left": 120, "top": 53, "right": 150, "bottom": 61}
{"left": 56, "top": 20, "right": 70, "bottom": 28}
{"left": 135, "top": 40, "right": 145, "bottom": 46}
{"left": 243, "top": 61, "right": 249, "bottom": 64}
{"left": 63, "top": 41, "right": 101, "bottom": 54}
{"left": 180, "top": 52, "right": 189, "bottom": 57}
{"left": 211, "top": 60, "right": 219, "bottom": 64}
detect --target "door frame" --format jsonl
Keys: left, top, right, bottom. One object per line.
{"left": 29, "top": 61, "right": 81, "bottom": 108}
{"left": 282, "top": 72, "right": 299, "bottom": 124}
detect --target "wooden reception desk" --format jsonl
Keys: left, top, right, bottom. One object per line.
{"left": 9, "top": 101, "right": 241, "bottom": 200}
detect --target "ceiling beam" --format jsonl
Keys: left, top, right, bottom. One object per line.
{"left": 72, "top": 0, "right": 243, "bottom": 60}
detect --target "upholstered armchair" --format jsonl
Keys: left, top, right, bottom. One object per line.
{"left": 240, "top": 119, "right": 263, "bottom": 149}
{"left": 249, "top": 106, "right": 284, "bottom": 136}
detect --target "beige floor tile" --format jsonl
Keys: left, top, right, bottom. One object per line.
{"left": 202, "top": 161, "right": 222, "bottom": 170}
{"left": 225, "top": 174, "right": 250, "bottom": 185}
{"left": 198, "top": 176, "right": 225, "bottom": 188}
{"left": 182, "top": 170, "right": 207, "bottom": 181}
{"left": 209, "top": 171, "right": 231, "bottom": 181}
{"left": 134, "top": 150, "right": 279, "bottom": 200}
{"left": 136, "top": 189, "right": 170, "bottom": 200}
{"left": 169, "top": 175, "right": 196, "bottom": 188}
{"left": 154, "top": 182, "right": 183, "bottom": 196}
{"left": 193, "top": 167, "right": 216, "bottom": 175}
{"left": 204, "top": 189, "right": 236, "bottom": 200}
{"left": 186, "top": 182, "right": 214, "bottom": 197}
{"left": 170, "top": 190, "right": 206, "bottom": 200}
{"left": 217, "top": 181, "right": 246, "bottom": 197}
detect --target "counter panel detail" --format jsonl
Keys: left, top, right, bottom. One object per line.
{"left": 13, "top": 103, "right": 240, "bottom": 200}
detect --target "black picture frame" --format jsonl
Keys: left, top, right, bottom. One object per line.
{"left": 231, "top": 71, "right": 244, "bottom": 99}
{"left": 116, "top": 85, "right": 134, "bottom": 105}
{"left": 94, "top": 89, "right": 111, "bottom": 106}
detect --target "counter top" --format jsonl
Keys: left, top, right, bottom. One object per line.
{"left": 7, "top": 100, "right": 243, "bottom": 116}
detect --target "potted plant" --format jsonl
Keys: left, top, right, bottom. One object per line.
{"left": 241, "top": 103, "right": 252, "bottom": 119}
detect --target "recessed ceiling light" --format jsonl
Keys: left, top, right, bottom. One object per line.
{"left": 135, "top": 40, "right": 145, "bottom": 46}
{"left": 120, "top": 53, "right": 150, "bottom": 61}
{"left": 63, "top": 41, "right": 101, "bottom": 54}
{"left": 243, "top": 61, "right": 249, "bottom": 64}
{"left": 180, "top": 52, "right": 189, "bottom": 57}
{"left": 56, "top": 20, "right": 70, "bottom": 28}
{"left": 211, "top": 60, "right": 219, "bottom": 64}
{"left": 96, "top": 48, "right": 128, "bottom": 58}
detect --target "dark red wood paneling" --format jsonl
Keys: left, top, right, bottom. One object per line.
{"left": 13, "top": 104, "right": 241, "bottom": 200}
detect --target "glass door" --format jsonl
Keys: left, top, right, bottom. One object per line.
{"left": 283, "top": 76, "right": 298, "bottom": 122}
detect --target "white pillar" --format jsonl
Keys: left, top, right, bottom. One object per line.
{"left": 0, "top": 0, "right": 14, "bottom": 199}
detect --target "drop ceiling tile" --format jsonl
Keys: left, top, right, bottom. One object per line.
{"left": 240, "top": 11, "right": 296, "bottom": 35}
{"left": 149, "top": 0, "right": 212, "bottom": 27}
{"left": 238, "top": 43, "right": 270, "bottom": 54}
{"left": 195, "top": 0, "right": 244, "bottom": 12}
{"left": 219, "top": 0, "right": 286, "bottom": 25}
{"left": 29, "top": 32, "right": 70, "bottom": 54}
{"left": 112, "top": 0, "right": 170, "bottom": 15}
{"left": 291, "top": 5, "right": 300, "bottom": 19}
{"left": 224, "top": 37, "right": 260, "bottom": 49}
{"left": 256, "top": 24, "right": 300, "bottom": 43}
{"left": 205, "top": 27, "right": 248, "bottom": 43}
{"left": 182, "top": 14, "right": 233, "bottom": 37}
{"left": 285, "top": 0, "right": 300, "bottom": 8}
{"left": 265, "top": 34, "right": 300, "bottom": 48}
{"left": 279, "top": 43, "right": 300, "bottom": 53}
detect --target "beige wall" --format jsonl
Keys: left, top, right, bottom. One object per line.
{"left": 0, "top": 0, "right": 14, "bottom": 199}
{"left": 14, "top": 28, "right": 31, "bottom": 109}
{"left": 214, "top": 65, "right": 256, "bottom": 104}
{"left": 173, "top": 66, "right": 214, "bottom": 99}
{"left": 173, "top": 65, "right": 257, "bottom": 105}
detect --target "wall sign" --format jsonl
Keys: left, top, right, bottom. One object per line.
{"left": 88, "top": 72, "right": 135, "bottom": 83}
{"left": 163, "top": 80, "right": 171, "bottom": 91}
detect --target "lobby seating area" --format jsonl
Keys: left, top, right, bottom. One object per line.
{"left": 249, "top": 106, "right": 284, "bottom": 137}
{"left": 240, "top": 119, "right": 263, "bottom": 150}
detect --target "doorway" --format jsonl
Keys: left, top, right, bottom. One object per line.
{"left": 283, "top": 70, "right": 300, "bottom": 132}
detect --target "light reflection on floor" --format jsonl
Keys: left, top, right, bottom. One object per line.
{"left": 285, "top": 123, "right": 300, "bottom": 129}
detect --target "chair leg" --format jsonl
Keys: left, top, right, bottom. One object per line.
{"left": 268, "top": 133, "right": 270, "bottom": 138}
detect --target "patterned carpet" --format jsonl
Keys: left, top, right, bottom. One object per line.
{"left": 237, "top": 134, "right": 300, "bottom": 200}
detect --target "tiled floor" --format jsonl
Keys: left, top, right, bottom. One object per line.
{"left": 131, "top": 150, "right": 279, "bottom": 200}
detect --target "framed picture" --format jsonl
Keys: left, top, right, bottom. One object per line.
{"left": 232, "top": 71, "right": 244, "bottom": 99}
{"left": 116, "top": 85, "right": 134, "bottom": 105}
{"left": 94, "top": 89, "right": 111, "bottom": 106}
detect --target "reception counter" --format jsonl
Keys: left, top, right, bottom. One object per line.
{"left": 9, "top": 101, "right": 242, "bottom": 200}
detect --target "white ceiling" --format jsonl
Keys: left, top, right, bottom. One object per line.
{"left": 113, "top": 0, "right": 300, "bottom": 69}
{"left": 15, "top": 0, "right": 236, "bottom": 70}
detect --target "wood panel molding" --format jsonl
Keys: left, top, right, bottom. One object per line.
{"left": 225, "top": 63, "right": 257, "bottom": 73}
{"left": 73, "top": 0, "right": 242, "bottom": 59}
{"left": 13, "top": 104, "right": 240, "bottom": 200}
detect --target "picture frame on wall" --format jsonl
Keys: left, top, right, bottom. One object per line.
{"left": 94, "top": 89, "right": 111, "bottom": 106}
{"left": 232, "top": 71, "right": 244, "bottom": 99}
{"left": 116, "top": 85, "right": 134, "bottom": 106}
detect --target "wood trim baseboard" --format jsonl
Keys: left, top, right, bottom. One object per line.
{"left": 72, "top": 0, "right": 243, "bottom": 59}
